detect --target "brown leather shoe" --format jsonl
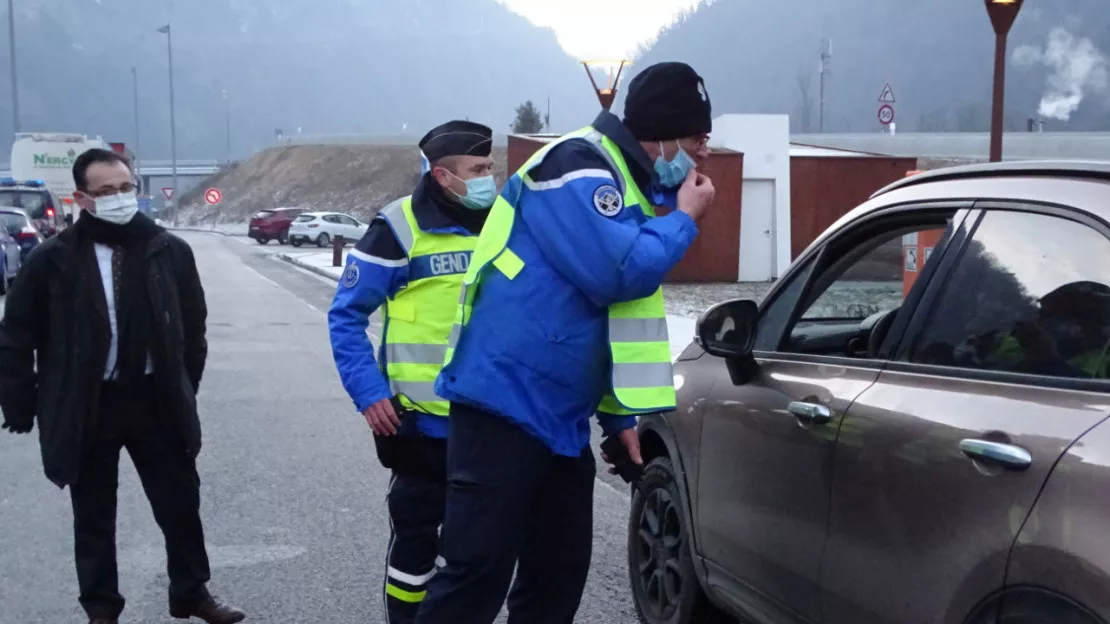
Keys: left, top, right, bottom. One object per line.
{"left": 169, "top": 596, "right": 246, "bottom": 623}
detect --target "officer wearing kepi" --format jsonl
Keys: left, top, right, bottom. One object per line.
{"left": 328, "top": 120, "right": 496, "bottom": 624}
{"left": 415, "top": 62, "right": 716, "bottom": 623}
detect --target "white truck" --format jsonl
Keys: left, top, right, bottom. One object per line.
{"left": 9, "top": 133, "right": 109, "bottom": 221}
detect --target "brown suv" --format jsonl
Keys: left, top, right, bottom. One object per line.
{"left": 630, "top": 161, "right": 1110, "bottom": 624}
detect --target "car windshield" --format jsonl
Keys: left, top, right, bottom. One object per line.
{"left": 0, "top": 190, "right": 47, "bottom": 219}
{"left": 0, "top": 212, "right": 27, "bottom": 231}
{"left": 294, "top": 215, "right": 316, "bottom": 222}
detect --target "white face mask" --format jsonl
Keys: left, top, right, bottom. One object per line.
{"left": 91, "top": 191, "right": 139, "bottom": 225}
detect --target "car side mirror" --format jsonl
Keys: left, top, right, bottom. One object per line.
{"left": 696, "top": 299, "right": 758, "bottom": 360}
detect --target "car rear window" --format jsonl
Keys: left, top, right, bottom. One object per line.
{"left": 254, "top": 210, "right": 275, "bottom": 219}
{"left": 294, "top": 214, "right": 316, "bottom": 222}
{"left": 0, "top": 190, "right": 48, "bottom": 219}
{"left": 0, "top": 212, "right": 26, "bottom": 230}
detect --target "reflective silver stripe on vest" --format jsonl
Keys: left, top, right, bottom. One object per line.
{"left": 389, "top": 381, "right": 443, "bottom": 404}
{"left": 379, "top": 198, "right": 414, "bottom": 255}
{"left": 612, "top": 362, "right": 675, "bottom": 389}
{"left": 385, "top": 343, "right": 448, "bottom": 365}
{"left": 447, "top": 323, "right": 462, "bottom": 348}
{"left": 609, "top": 317, "right": 670, "bottom": 342}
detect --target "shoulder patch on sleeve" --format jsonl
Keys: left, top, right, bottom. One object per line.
{"left": 593, "top": 184, "right": 623, "bottom": 217}
{"left": 341, "top": 262, "right": 360, "bottom": 288}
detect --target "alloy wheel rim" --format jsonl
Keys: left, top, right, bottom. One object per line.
{"left": 637, "top": 486, "right": 684, "bottom": 617}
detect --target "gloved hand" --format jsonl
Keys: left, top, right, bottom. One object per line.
{"left": 2, "top": 420, "right": 33, "bottom": 434}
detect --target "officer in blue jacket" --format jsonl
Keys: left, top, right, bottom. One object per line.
{"left": 415, "top": 63, "right": 717, "bottom": 623}
{"left": 328, "top": 120, "right": 495, "bottom": 624}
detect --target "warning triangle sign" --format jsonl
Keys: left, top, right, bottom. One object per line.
{"left": 878, "top": 83, "right": 896, "bottom": 103}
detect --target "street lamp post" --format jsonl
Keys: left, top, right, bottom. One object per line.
{"left": 7, "top": 0, "right": 20, "bottom": 134}
{"left": 157, "top": 23, "right": 178, "bottom": 225}
{"left": 131, "top": 66, "right": 141, "bottom": 189}
{"left": 222, "top": 89, "right": 231, "bottom": 164}
{"left": 582, "top": 60, "right": 630, "bottom": 111}
{"left": 984, "top": 0, "right": 1024, "bottom": 162}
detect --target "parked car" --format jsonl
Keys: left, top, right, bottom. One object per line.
{"left": 288, "top": 211, "right": 368, "bottom": 248}
{"left": 248, "top": 207, "right": 306, "bottom": 245}
{"left": 0, "top": 178, "right": 68, "bottom": 237}
{"left": 0, "top": 207, "right": 44, "bottom": 263}
{"left": 0, "top": 214, "right": 23, "bottom": 295}
{"left": 629, "top": 161, "right": 1110, "bottom": 624}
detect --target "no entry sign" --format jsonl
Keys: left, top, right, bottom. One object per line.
{"left": 204, "top": 188, "right": 223, "bottom": 205}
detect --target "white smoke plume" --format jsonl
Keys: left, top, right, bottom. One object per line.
{"left": 1013, "top": 27, "right": 1109, "bottom": 122}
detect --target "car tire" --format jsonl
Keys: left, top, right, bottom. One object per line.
{"left": 291, "top": 238, "right": 303, "bottom": 248}
{"left": 317, "top": 233, "right": 331, "bottom": 248}
{"left": 628, "top": 457, "right": 726, "bottom": 624}
{"left": 255, "top": 237, "right": 269, "bottom": 245}
{"left": 278, "top": 230, "right": 289, "bottom": 245}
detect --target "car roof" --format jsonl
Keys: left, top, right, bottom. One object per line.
{"left": 872, "top": 160, "right": 1110, "bottom": 198}
{"left": 798, "top": 160, "right": 1110, "bottom": 260}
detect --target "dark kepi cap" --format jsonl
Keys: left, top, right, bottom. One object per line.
{"left": 622, "top": 62, "right": 712, "bottom": 142}
{"left": 419, "top": 120, "right": 494, "bottom": 163}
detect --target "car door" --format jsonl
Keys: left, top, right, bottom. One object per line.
{"left": 340, "top": 215, "right": 363, "bottom": 240}
{"left": 820, "top": 206, "right": 1110, "bottom": 624}
{"left": 696, "top": 203, "right": 968, "bottom": 624}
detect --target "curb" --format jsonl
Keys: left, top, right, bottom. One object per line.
{"left": 166, "top": 226, "right": 243, "bottom": 237}
{"left": 276, "top": 252, "right": 341, "bottom": 282}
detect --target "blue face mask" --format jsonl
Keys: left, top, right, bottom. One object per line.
{"left": 654, "top": 142, "right": 696, "bottom": 189}
{"left": 450, "top": 173, "right": 497, "bottom": 210}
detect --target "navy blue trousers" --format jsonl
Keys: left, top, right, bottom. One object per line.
{"left": 383, "top": 435, "right": 447, "bottom": 624}
{"left": 415, "top": 402, "right": 595, "bottom": 624}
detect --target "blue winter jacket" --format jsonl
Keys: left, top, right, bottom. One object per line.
{"left": 434, "top": 112, "right": 698, "bottom": 456}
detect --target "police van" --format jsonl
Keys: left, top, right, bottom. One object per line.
{"left": 9, "top": 132, "right": 109, "bottom": 228}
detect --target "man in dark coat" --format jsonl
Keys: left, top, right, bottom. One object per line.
{"left": 0, "top": 149, "right": 245, "bottom": 624}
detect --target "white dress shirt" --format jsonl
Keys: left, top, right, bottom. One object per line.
{"left": 94, "top": 243, "right": 154, "bottom": 380}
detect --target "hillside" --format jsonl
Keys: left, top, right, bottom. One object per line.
{"left": 628, "top": 0, "right": 1110, "bottom": 132}
{"left": 0, "top": 0, "right": 598, "bottom": 160}
{"left": 177, "top": 145, "right": 509, "bottom": 224}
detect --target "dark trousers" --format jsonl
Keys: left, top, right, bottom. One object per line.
{"left": 415, "top": 402, "right": 595, "bottom": 624}
{"left": 384, "top": 435, "right": 448, "bottom": 624}
{"left": 70, "top": 378, "right": 212, "bottom": 619}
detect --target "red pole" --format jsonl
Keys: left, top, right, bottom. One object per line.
{"left": 989, "top": 32, "right": 1008, "bottom": 162}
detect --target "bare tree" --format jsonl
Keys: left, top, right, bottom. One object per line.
{"left": 795, "top": 70, "right": 816, "bottom": 133}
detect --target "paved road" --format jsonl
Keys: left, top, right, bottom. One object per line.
{"left": 0, "top": 232, "right": 639, "bottom": 623}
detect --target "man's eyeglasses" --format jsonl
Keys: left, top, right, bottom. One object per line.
{"left": 85, "top": 183, "right": 136, "bottom": 198}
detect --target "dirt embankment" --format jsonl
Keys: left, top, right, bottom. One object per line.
{"left": 178, "top": 144, "right": 509, "bottom": 224}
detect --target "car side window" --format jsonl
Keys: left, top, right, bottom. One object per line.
{"left": 342, "top": 216, "right": 359, "bottom": 226}
{"left": 323, "top": 215, "right": 341, "bottom": 224}
{"left": 907, "top": 210, "right": 1110, "bottom": 381}
{"left": 768, "top": 217, "right": 955, "bottom": 358}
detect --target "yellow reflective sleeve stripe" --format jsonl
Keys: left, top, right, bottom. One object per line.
{"left": 611, "top": 341, "right": 672, "bottom": 363}
{"left": 492, "top": 249, "right": 524, "bottom": 280}
{"left": 385, "top": 584, "right": 427, "bottom": 603}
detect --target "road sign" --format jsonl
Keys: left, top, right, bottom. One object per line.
{"left": 904, "top": 246, "right": 918, "bottom": 272}
{"left": 162, "top": 187, "right": 175, "bottom": 200}
{"left": 137, "top": 195, "right": 152, "bottom": 214}
{"left": 878, "top": 82, "right": 896, "bottom": 103}
{"left": 878, "top": 104, "right": 895, "bottom": 126}
{"left": 204, "top": 188, "right": 223, "bottom": 205}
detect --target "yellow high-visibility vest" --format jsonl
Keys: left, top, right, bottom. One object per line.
{"left": 443, "top": 127, "right": 676, "bottom": 415}
{"left": 380, "top": 197, "right": 477, "bottom": 416}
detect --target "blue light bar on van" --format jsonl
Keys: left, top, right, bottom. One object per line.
{"left": 0, "top": 178, "right": 17, "bottom": 187}
{"left": 23, "top": 180, "right": 45, "bottom": 187}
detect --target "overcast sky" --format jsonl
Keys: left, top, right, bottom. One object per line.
{"left": 499, "top": 0, "right": 704, "bottom": 59}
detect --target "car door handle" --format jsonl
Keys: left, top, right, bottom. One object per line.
{"left": 958, "top": 439, "right": 1032, "bottom": 470}
{"left": 787, "top": 401, "right": 831, "bottom": 425}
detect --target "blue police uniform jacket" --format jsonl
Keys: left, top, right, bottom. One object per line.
{"left": 435, "top": 111, "right": 699, "bottom": 456}
{"left": 328, "top": 175, "right": 486, "bottom": 439}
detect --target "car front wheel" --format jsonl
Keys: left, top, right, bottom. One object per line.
{"left": 278, "top": 230, "right": 289, "bottom": 245}
{"left": 291, "top": 238, "right": 303, "bottom": 248}
{"left": 629, "top": 457, "right": 726, "bottom": 624}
